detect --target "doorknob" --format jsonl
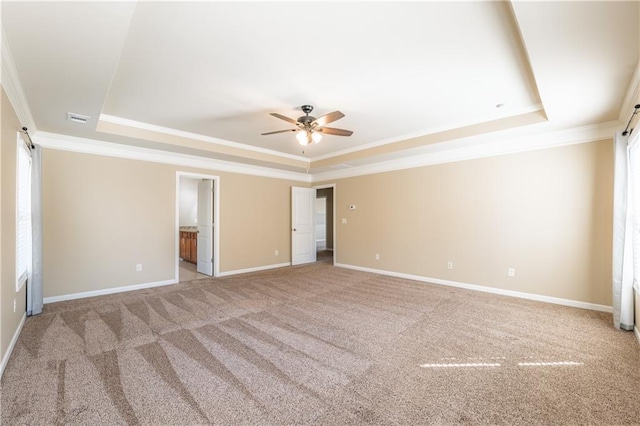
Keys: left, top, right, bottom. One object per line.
{"left": 293, "top": 228, "right": 297, "bottom": 232}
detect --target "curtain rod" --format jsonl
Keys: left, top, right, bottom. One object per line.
{"left": 622, "top": 104, "right": 640, "bottom": 137}
{"left": 20, "top": 127, "right": 35, "bottom": 150}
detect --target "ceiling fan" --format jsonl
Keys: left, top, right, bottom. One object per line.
{"left": 261, "top": 105, "right": 353, "bottom": 146}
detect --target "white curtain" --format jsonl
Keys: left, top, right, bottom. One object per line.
{"left": 612, "top": 131, "right": 637, "bottom": 330}
{"left": 629, "top": 133, "right": 640, "bottom": 327}
{"left": 27, "top": 144, "right": 43, "bottom": 316}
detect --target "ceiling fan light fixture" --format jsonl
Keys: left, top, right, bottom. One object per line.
{"left": 296, "top": 130, "right": 310, "bottom": 145}
{"left": 312, "top": 131, "right": 322, "bottom": 143}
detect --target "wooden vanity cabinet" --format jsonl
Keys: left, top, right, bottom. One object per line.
{"left": 180, "top": 231, "right": 198, "bottom": 264}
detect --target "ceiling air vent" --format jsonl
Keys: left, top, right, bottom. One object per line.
{"left": 67, "top": 112, "right": 90, "bottom": 124}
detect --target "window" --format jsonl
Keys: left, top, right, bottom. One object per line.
{"left": 17, "top": 134, "right": 31, "bottom": 291}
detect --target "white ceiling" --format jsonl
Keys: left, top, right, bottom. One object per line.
{"left": 2, "top": 1, "right": 638, "bottom": 174}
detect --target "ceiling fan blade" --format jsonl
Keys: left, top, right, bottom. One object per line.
{"left": 261, "top": 129, "right": 297, "bottom": 136}
{"left": 270, "top": 112, "right": 299, "bottom": 125}
{"left": 313, "top": 111, "right": 345, "bottom": 127}
{"left": 316, "top": 127, "right": 353, "bottom": 136}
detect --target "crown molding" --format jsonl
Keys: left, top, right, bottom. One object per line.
{"left": 311, "top": 120, "right": 620, "bottom": 182}
{"left": 34, "top": 131, "right": 312, "bottom": 183}
{"left": 32, "top": 118, "right": 618, "bottom": 185}
{"left": 99, "top": 114, "right": 309, "bottom": 163}
{"left": 310, "top": 103, "right": 545, "bottom": 162}
{"left": 1, "top": 30, "right": 37, "bottom": 132}
{"left": 618, "top": 60, "right": 640, "bottom": 125}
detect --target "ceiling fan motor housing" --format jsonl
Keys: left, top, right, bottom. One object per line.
{"left": 298, "top": 115, "right": 315, "bottom": 126}
{"left": 298, "top": 105, "right": 316, "bottom": 126}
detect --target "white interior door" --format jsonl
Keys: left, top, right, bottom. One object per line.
{"left": 292, "top": 187, "right": 316, "bottom": 265}
{"left": 197, "top": 180, "right": 213, "bottom": 276}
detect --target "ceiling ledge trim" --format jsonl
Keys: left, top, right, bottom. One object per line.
{"left": 311, "top": 120, "right": 620, "bottom": 183}
{"left": 618, "top": 60, "right": 640, "bottom": 124}
{"left": 1, "top": 30, "right": 37, "bottom": 132}
{"left": 311, "top": 103, "right": 545, "bottom": 162}
{"left": 34, "top": 131, "right": 312, "bottom": 183}
{"left": 99, "top": 114, "right": 310, "bottom": 163}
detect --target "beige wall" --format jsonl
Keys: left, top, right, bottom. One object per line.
{"left": 42, "top": 149, "right": 299, "bottom": 298}
{"left": 43, "top": 151, "right": 176, "bottom": 297}
{"left": 1, "top": 87, "right": 27, "bottom": 365}
{"left": 36, "top": 136, "right": 618, "bottom": 307}
{"left": 330, "top": 140, "right": 613, "bottom": 306}
{"left": 219, "top": 172, "right": 294, "bottom": 271}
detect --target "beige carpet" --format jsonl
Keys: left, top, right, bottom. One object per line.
{"left": 2, "top": 262, "right": 639, "bottom": 425}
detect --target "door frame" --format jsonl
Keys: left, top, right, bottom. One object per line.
{"left": 313, "top": 183, "right": 336, "bottom": 266}
{"left": 175, "top": 172, "right": 220, "bottom": 280}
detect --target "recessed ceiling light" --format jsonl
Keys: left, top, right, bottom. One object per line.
{"left": 67, "top": 112, "right": 90, "bottom": 124}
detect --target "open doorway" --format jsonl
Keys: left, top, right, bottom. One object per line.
{"left": 315, "top": 185, "right": 335, "bottom": 264}
{"left": 176, "top": 172, "right": 220, "bottom": 282}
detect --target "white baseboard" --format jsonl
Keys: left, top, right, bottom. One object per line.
{"left": 635, "top": 326, "right": 640, "bottom": 346}
{"left": 43, "top": 279, "right": 177, "bottom": 304}
{"left": 1, "top": 313, "right": 26, "bottom": 378}
{"left": 218, "top": 262, "right": 291, "bottom": 277}
{"left": 335, "top": 263, "right": 612, "bottom": 313}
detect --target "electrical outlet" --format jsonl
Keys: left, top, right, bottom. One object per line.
{"left": 508, "top": 268, "right": 515, "bottom": 277}
{"left": 275, "top": 249, "right": 279, "bottom": 256}
{"left": 342, "top": 218, "right": 347, "bottom": 224}
{"left": 375, "top": 253, "right": 380, "bottom": 260}
{"left": 447, "top": 261, "right": 453, "bottom": 269}
{"left": 136, "top": 264, "right": 143, "bottom": 272}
